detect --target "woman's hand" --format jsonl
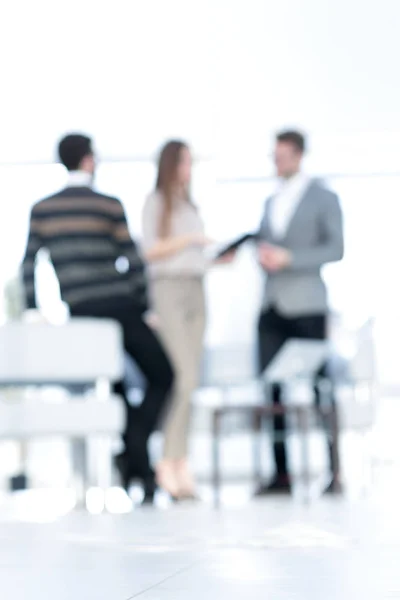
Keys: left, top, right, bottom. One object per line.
{"left": 186, "top": 233, "right": 214, "bottom": 248}
{"left": 144, "top": 311, "right": 160, "bottom": 330}
{"left": 145, "top": 233, "right": 212, "bottom": 262}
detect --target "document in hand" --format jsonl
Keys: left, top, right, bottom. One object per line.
{"left": 213, "top": 233, "right": 255, "bottom": 259}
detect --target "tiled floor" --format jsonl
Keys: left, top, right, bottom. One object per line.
{"left": 1, "top": 395, "right": 399, "bottom": 598}
{"left": 1, "top": 488, "right": 400, "bottom": 599}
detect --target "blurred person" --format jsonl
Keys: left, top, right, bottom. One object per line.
{"left": 22, "top": 133, "right": 174, "bottom": 503}
{"left": 142, "top": 140, "right": 233, "bottom": 500}
{"left": 256, "top": 130, "right": 344, "bottom": 495}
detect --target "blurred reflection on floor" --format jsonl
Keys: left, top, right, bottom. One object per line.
{"left": 0, "top": 397, "right": 399, "bottom": 597}
{"left": 1, "top": 484, "right": 400, "bottom": 599}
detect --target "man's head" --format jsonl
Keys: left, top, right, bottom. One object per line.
{"left": 58, "top": 134, "right": 95, "bottom": 174}
{"left": 274, "top": 130, "right": 306, "bottom": 178}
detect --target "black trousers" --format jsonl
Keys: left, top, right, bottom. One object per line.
{"left": 258, "top": 307, "right": 336, "bottom": 477}
{"left": 71, "top": 298, "right": 174, "bottom": 479}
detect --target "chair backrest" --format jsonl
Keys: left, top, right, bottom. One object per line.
{"left": 264, "top": 339, "right": 329, "bottom": 383}
{"left": 199, "top": 344, "right": 257, "bottom": 387}
{"left": 0, "top": 399, "right": 124, "bottom": 438}
{"left": 337, "top": 384, "right": 378, "bottom": 430}
{"left": 336, "top": 319, "right": 378, "bottom": 430}
{"left": 0, "top": 318, "right": 124, "bottom": 385}
{"left": 348, "top": 318, "right": 377, "bottom": 382}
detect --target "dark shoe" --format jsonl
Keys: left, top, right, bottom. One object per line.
{"left": 9, "top": 473, "right": 28, "bottom": 492}
{"left": 142, "top": 491, "right": 155, "bottom": 504}
{"left": 141, "top": 469, "right": 158, "bottom": 504}
{"left": 114, "top": 453, "right": 131, "bottom": 492}
{"left": 323, "top": 479, "right": 343, "bottom": 495}
{"left": 115, "top": 454, "right": 158, "bottom": 504}
{"left": 142, "top": 478, "right": 156, "bottom": 504}
{"left": 254, "top": 475, "right": 291, "bottom": 496}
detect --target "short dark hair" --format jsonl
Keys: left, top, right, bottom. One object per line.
{"left": 58, "top": 134, "right": 93, "bottom": 171}
{"left": 276, "top": 130, "right": 306, "bottom": 154}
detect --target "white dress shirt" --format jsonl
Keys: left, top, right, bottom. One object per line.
{"left": 67, "top": 170, "right": 93, "bottom": 187}
{"left": 269, "top": 172, "right": 310, "bottom": 239}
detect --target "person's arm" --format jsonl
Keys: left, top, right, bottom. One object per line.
{"left": 112, "top": 200, "right": 145, "bottom": 269}
{"left": 256, "top": 200, "right": 274, "bottom": 271}
{"left": 141, "top": 194, "right": 207, "bottom": 262}
{"left": 21, "top": 207, "right": 43, "bottom": 310}
{"left": 259, "top": 192, "right": 344, "bottom": 273}
{"left": 145, "top": 233, "right": 205, "bottom": 262}
{"left": 111, "top": 199, "right": 148, "bottom": 312}
{"left": 288, "top": 191, "right": 344, "bottom": 270}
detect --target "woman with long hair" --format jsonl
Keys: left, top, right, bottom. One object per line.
{"left": 142, "top": 140, "right": 230, "bottom": 499}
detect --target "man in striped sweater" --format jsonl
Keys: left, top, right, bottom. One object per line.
{"left": 22, "top": 134, "right": 174, "bottom": 501}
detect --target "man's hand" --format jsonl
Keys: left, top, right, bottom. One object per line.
{"left": 258, "top": 243, "right": 292, "bottom": 272}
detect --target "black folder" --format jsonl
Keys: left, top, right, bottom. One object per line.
{"left": 214, "top": 233, "right": 255, "bottom": 259}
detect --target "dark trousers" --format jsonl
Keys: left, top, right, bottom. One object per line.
{"left": 71, "top": 298, "right": 174, "bottom": 479}
{"left": 258, "top": 307, "right": 336, "bottom": 477}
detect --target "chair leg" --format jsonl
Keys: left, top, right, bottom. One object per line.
{"left": 330, "top": 405, "right": 341, "bottom": 492}
{"left": 212, "top": 410, "right": 222, "bottom": 508}
{"left": 95, "top": 435, "right": 112, "bottom": 512}
{"left": 253, "top": 412, "right": 262, "bottom": 489}
{"left": 361, "top": 431, "right": 371, "bottom": 496}
{"left": 298, "top": 408, "right": 311, "bottom": 502}
{"left": 72, "top": 438, "right": 88, "bottom": 509}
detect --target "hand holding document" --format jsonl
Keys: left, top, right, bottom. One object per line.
{"left": 144, "top": 311, "right": 160, "bottom": 330}
{"left": 213, "top": 251, "right": 236, "bottom": 266}
{"left": 207, "top": 233, "right": 255, "bottom": 263}
{"left": 188, "top": 233, "right": 215, "bottom": 248}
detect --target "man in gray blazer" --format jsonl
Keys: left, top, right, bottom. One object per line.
{"left": 256, "top": 130, "right": 344, "bottom": 495}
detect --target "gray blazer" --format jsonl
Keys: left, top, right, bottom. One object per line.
{"left": 258, "top": 179, "right": 344, "bottom": 317}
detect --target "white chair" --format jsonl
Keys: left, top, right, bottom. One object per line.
{"left": 197, "top": 344, "right": 261, "bottom": 437}
{"left": 199, "top": 344, "right": 259, "bottom": 402}
{"left": 336, "top": 318, "right": 378, "bottom": 430}
{"left": 0, "top": 319, "right": 125, "bottom": 504}
{"left": 333, "top": 318, "right": 379, "bottom": 492}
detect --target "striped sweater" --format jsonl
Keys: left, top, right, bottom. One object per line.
{"left": 22, "top": 186, "right": 148, "bottom": 311}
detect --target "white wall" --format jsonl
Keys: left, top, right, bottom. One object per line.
{"left": 1, "top": 0, "right": 399, "bottom": 379}
{"left": 1, "top": 0, "right": 400, "bottom": 171}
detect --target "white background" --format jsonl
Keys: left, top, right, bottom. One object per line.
{"left": 0, "top": 0, "right": 399, "bottom": 380}
{"left": 0, "top": 0, "right": 400, "bottom": 167}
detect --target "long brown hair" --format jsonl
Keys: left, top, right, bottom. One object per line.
{"left": 155, "top": 140, "right": 191, "bottom": 237}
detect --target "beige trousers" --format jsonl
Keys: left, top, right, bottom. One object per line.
{"left": 151, "top": 277, "right": 206, "bottom": 460}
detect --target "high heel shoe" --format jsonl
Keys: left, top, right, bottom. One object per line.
{"left": 156, "top": 460, "right": 180, "bottom": 500}
{"left": 175, "top": 460, "right": 198, "bottom": 500}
